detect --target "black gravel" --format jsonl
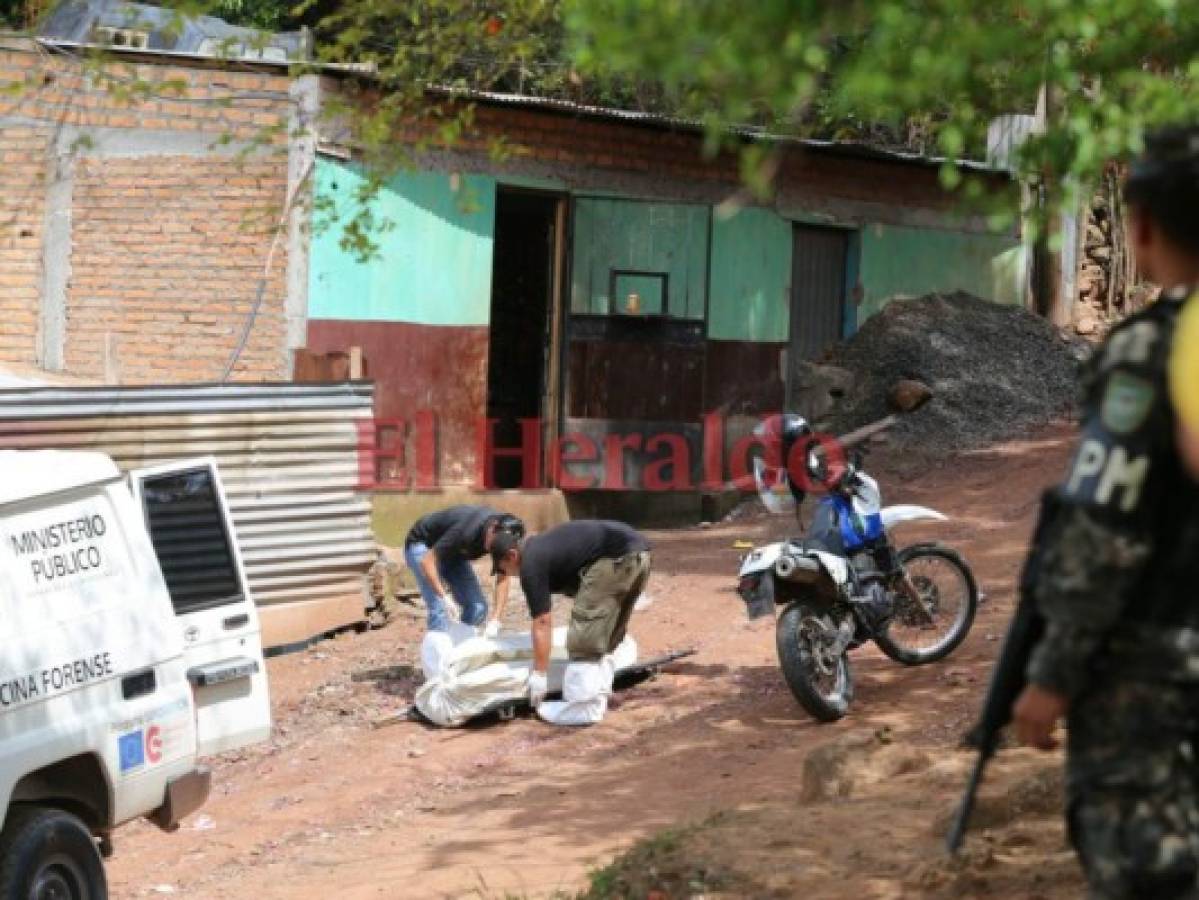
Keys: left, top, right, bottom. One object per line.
{"left": 824, "top": 292, "right": 1089, "bottom": 456}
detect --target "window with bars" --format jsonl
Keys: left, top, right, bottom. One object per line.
{"left": 139, "top": 467, "right": 243, "bottom": 616}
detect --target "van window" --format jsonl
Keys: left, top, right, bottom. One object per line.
{"left": 139, "top": 467, "right": 243, "bottom": 615}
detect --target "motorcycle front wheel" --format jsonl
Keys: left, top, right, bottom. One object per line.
{"left": 874, "top": 544, "right": 978, "bottom": 666}
{"left": 776, "top": 602, "right": 854, "bottom": 721}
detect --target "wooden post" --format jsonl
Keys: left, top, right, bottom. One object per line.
{"left": 1106, "top": 171, "right": 1119, "bottom": 318}
{"left": 1034, "top": 80, "right": 1076, "bottom": 328}
{"left": 348, "top": 346, "right": 364, "bottom": 380}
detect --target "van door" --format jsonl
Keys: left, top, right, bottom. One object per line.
{"left": 129, "top": 458, "right": 271, "bottom": 757}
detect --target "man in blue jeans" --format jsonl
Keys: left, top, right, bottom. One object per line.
{"left": 403, "top": 505, "right": 524, "bottom": 633}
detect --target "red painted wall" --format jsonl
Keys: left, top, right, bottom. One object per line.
{"left": 306, "top": 320, "right": 489, "bottom": 486}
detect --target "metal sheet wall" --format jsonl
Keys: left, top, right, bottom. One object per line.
{"left": 789, "top": 224, "right": 850, "bottom": 362}
{"left": 708, "top": 207, "right": 793, "bottom": 342}
{"left": 309, "top": 159, "right": 498, "bottom": 326}
{"left": 570, "top": 197, "right": 710, "bottom": 319}
{"left": 0, "top": 383, "right": 375, "bottom": 639}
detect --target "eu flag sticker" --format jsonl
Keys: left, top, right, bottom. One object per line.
{"left": 118, "top": 730, "right": 145, "bottom": 773}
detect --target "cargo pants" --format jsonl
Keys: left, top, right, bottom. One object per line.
{"left": 1066, "top": 677, "right": 1199, "bottom": 899}
{"left": 566, "top": 551, "right": 651, "bottom": 660}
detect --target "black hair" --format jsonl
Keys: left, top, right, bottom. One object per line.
{"left": 1124, "top": 126, "right": 1199, "bottom": 256}
{"left": 491, "top": 513, "right": 525, "bottom": 540}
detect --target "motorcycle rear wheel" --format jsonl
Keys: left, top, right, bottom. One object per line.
{"left": 776, "top": 602, "right": 854, "bottom": 722}
{"left": 874, "top": 544, "right": 978, "bottom": 666}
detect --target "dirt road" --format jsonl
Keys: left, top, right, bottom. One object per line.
{"left": 108, "top": 425, "right": 1082, "bottom": 899}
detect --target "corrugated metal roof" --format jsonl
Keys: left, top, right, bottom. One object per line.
{"left": 433, "top": 87, "right": 1005, "bottom": 174}
{"left": 19, "top": 28, "right": 1000, "bottom": 175}
{"left": 0, "top": 383, "right": 375, "bottom": 637}
{"left": 39, "top": 0, "right": 306, "bottom": 61}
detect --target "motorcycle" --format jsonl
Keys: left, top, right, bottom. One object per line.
{"left": 737, "top": 449, "right": 978, "bottom": 721}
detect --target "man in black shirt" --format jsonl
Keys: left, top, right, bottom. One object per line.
{"left": 404, "top": 505, "right": 524, "bottom": 633}
{"left": 490, "top": 519, "right": 651, "bottom": 706}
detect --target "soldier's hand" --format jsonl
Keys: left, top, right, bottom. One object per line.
{"left": 1013, "top": 684, "right": 1067, "bottom": 750}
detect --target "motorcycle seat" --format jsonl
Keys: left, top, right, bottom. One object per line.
{"left": 788, "top": 537, "right": 838, "bottom": 556}
{"left": 785, "top": 554, "right": 821, "bottom": 572}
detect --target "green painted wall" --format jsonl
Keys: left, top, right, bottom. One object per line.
{"left": 571, "top": 197, "right": 709, "bottom": 318}
{"left": 309, "top": 158, "right": 497, "bottom": 325}
{"left": 708, "top": 207, "right": 792, "bottom": 341}
{"left": 858, "top": 223, "right": 1024, "bottom": 320}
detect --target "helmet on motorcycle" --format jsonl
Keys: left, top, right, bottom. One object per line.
{"left": 780, "top": 413, "right": 813, "bottom": 447}
{"left": 751, "top": 413, "right": 815, "bottom": 514}
{"left": 753, "top": 413, "right": 812, "bottom": 446}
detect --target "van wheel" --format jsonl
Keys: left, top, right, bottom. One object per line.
{"left": 0, "top": 806, "right": 107, "bottom": 900}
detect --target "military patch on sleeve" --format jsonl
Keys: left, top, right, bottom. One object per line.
{"left": 1100, "top": 372, "right": 1156, "bottom": 435}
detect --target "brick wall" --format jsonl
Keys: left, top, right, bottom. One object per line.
{"left": 0, "top": 39, "right": 295, "bottom": 382}
{"left": 457, "top": 103, "right": 974, "bottom": 214}
{"left": 0, "top": 43, "right": 290, "bottom": 141}
{"left": 469, "top": 105, "right": 743, "bottom": 185}
{"left": 0, "top": 123, "right": 50, "bottom": 365}
{"left": 68, "top": 155, "right": 288, "bottom": 382}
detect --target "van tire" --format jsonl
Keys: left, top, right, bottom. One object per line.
{"left": 0, "top": 806, "right": 107, "bottom": 900}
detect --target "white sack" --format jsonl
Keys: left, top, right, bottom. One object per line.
{"left": 418, "top": 621, "right": 481, "bottom": 680}
{"left": 611, "top": 634, "right": 637, "bottom": 670}
{"left": 419, "top": 632, "right": 454, "bottom": 680}
{"left": 447, "top": 621, "right": 479, "bottom": 644}
{"left": 415, "top": 626, "right": 569, "bottom": 726}
{"left": 414, "top": 627, "right": 639, "bottom": 727}
{"left": 562, "top": 658, "right": 615, "bottom": 701}
{"left": 538, "top": 655, "right": 617, "bottom": 727}
{"left": 537, "top": 695, "right": 608, "bottom": 726}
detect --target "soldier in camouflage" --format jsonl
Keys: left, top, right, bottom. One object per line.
{"left": 1012, "top": 127, "right": 1199, "bottom": 898}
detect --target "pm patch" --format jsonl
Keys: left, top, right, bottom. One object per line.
{"left": 1100, "top": 372, "right": 1155, "bottom": 435}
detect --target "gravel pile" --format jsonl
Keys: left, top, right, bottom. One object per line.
{"left": 825, "top": 291, "right": 1089, "bottom": 455}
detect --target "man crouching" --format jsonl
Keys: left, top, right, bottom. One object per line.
{"left": 489, "top": 519, "right": 651, "bottom": 708}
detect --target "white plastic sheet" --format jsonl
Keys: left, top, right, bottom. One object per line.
{"left": 414, "top": 627, "right": 638, "bottom": 727}
{"left": 419, "top": 632, "right": 454, "bottom": 680}
{"left": 538, "top": 634, "right": 637, "bottom": 726}
{"left": 536, "top": 658, "right": 614, "bottom": 726}
{"left": 418, "top": 621, "right": 484, "bottom": 680}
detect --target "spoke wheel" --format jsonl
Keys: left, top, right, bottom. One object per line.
{"left": 875, "top": 545, "right": 978, "bottom": 666}
{"left": 776, "top": 602, "right": 854, "bottom": 721}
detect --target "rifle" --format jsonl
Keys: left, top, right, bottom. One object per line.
{"left": 945, "top": 490, "right": 1060, "bottom": 854}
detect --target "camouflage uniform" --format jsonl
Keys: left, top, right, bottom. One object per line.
{"left": 1026, "top": 291, "right": 1199, "bottom": 899}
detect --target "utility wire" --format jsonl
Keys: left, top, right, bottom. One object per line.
{"left": 219, "top": 156, "right": 313, "bottom": 382}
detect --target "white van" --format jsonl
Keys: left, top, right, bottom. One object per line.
{"left": 0, "top": 451, "right": 271, "bottom": 899}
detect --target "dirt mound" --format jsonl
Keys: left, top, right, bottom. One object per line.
{"left": 577, "top": 823, "right": 737, "bottom": 899}
{"left": 825, "top": 292, "right": 1089, "bottom": 455}
{"left": 800, "top": 727, "right": 932, "bottom": 802}
{"left": 580, "top": 746, "right": 1079, "bottom": 900}
{"left": 932, "top": 762, "right": 1064, "bottom": 835}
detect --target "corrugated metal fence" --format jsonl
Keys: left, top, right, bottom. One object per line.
{"left": 0, "top": 382, "right": 376, "bottom": 648}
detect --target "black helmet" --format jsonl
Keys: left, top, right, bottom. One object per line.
{"left": 753, "top": 413, "right": 812, "bottom": 445}
{"left": 780, "top": 413, "right": 813, "bottom": 446}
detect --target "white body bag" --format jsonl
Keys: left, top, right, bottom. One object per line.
{"left": 414, "top": 626, "right": 637, "bottom": 727}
